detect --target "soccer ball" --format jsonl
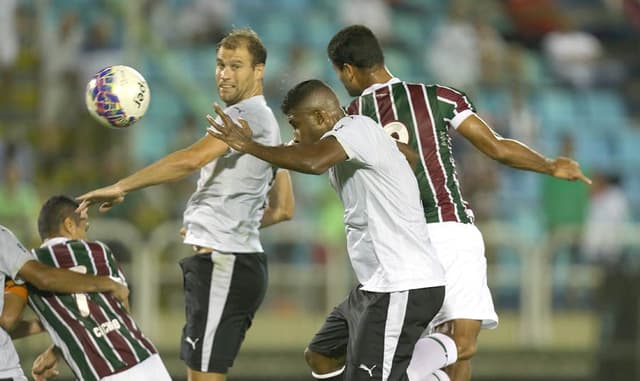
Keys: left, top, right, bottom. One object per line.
{"left": 85, "top": 65, "right": 150, "bottom": 129}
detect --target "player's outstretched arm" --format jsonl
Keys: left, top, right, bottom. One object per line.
{"left": 458, "top": 114, "right": 592, "bottom": 184}
{"left": 206, "top": 104, "right": 347, "bottom": 174}
{"left": 18, "top": 260, "right": 129, "bottom": 305}
{"left": 261, "top": 169, "right": 295, "bottom": 228}
{"left": 77, "top": 126, "right": 230, "bottom": 213}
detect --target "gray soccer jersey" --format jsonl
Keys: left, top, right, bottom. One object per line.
{"left": 323, "top": 115, "right": 446, "bottom": 292}
{"left": 0, "top": 225, "right": 33, "bottom": 380}
{"left": 183, "top": 96, "right": 281, "bottom": 253}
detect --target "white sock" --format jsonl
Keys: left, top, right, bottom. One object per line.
{"left": 423, "top": 369, "right": 450, "bottom": 381}
{"left": 406, "top": 333, "right": 458, "bottom": 380}
{"left": 312, "top": 365, "right": 345, "bottom": 379}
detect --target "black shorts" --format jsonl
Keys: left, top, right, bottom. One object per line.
{"left": 308, "top": 285, "right": 445, "bottom": 381}
{"left": 179, "top": 251, "right": 268, "bottom": 373}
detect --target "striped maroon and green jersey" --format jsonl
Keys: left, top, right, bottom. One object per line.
{"left": 347, "top": 81, "right": 475, "bottom": 224}
{"left": 28, "top": 240, "right": 157, "bottom": 381}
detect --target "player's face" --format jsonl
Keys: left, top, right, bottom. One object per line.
{"left": 215, "top": 45, "right": 264, "bottom": 106}
{"left": 70, "top": 209, "right": 90, "bottom": 240}
{"left": 332, "top": 64, "right": 362, "bottom": 97}
{"left": 287, "top": 109, "right": 327, "bottom": 144}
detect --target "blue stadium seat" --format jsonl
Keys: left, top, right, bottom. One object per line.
{"left": 391, "top": 13, "right": 426, "bottom": 50}
{"left": 573, "top": 130, "right": 617, "bottom": 171}
{"left": 302, "top": 9, "right": 339, "bottom": 48}
{"left": 531, "top": 88, "right": 577, "bottom": 134}
{"left": 617, "top": 128, "right": 640, "bottom": 168}
{"left": 574, "top": 90, "right": 629, "bottom": 131}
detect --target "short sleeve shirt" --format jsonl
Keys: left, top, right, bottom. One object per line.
{"left": 0, "top": 225, "right": 33, "bottom": 378}
{"left": 323, "top": 116, "right": 445, "bottom": 292}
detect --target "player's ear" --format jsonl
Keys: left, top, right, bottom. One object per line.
{"left": 342, "top": 63, "right": 355, "bottom": 79}
{"left": 62, "top": 216, "right": 75, "bottom": 235}
{"left": 253, "top": 63, "right": 265, "bottom": 81}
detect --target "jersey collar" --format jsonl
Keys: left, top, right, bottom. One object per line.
{"left": 41, "top": 237, "right": 70, "bottom": 248}
{"left": 361, "top": 77, "right": 401, "bottom": 96}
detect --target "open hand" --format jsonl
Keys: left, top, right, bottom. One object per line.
{"left": 32, "top": 346, "right": 60, "bottom": 381}
{"left": 206, "top": 103, "right": 254, "bottom": 152}
{"left": 552, "top": 157, "right": 592, "bottom": 185}
{"left": 76, "top": 184, "right": 126, "bottom": 213}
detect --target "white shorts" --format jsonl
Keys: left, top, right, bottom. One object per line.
{"left": 426, "top": 222, "right": 498, "bottom": 332}
{"left": 101, "top": 354, "right": 172, "bottom": 381}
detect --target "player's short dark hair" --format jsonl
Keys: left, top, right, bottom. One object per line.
{"left": 327, "top": 24, "right": 384, "bottom": 69}
{"left": 281, "top": 79, "right": 329, "bottom": 115}
{"left": 217, "top": 27, "right": 267, "bottom": 66}
{"left": 38, "top": 195, "right": 80, "bottom": 241}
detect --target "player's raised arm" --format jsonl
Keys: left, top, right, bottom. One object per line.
{"left": 77, "top": 122, "right": 230, "bottom": 213}
{"left": 457, "top": 114, "right": 592, "bottom": 184}
{"left": 207, "top": 102, "right": 348, "bottom": 175}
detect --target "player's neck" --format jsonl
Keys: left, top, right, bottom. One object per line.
{"left": 365, "top": 67, "right": 394, "bottom": 88}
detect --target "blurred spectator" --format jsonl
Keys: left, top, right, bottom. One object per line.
{"left": 457, "top": 147, "right": 500, "bottom": 221}
{"left": 541, "top": 134, "right": 589, "bottom": 244}
{"left": 506, "top": 78, "right": 538, "bottom": 144}
{"left": 176, "top": 0, "right": 231, "bottom": 45}
{"left": 581, "top": 171, "right": 630, "bottom": 267}
{"left": 475, "top": 19, "right": 509, "bottom": 88}
{"left": 503, "top": 0, "right": 564, "bottom": 48}
{"left": 40, "top": 10, "right": 84, "bottom": 128}
{"left": 0, "top": 142, "right": 40, "bottom": 245}
{"left": 0, "top": 0, "right": 18, "bottom": 70}
{"left": 81, "top": 18, "right": 124, "bottom": 85}
{"left": 339, "top": 0, "right": 392, "bottom": 44}
{"left": 426, "top": 0, "right": 479, "bottom": 90}
{"left": 542, "top": 18, "right": 604, "bottom": 89}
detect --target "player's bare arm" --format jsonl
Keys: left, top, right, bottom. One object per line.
{"left": 18, "top": 260, "right": 129, "bottom": 305}
{"left": 261, "top": 169, "right": 295, "bottom": 228}
{"left": 1, "top": 292, "right": 45, "bottom": 339}
{"left": 0, "top": 290, "right": 26, "bottom": 333}
{"left": 207, "top": 104, "right": 348, "bottom": 174}
{"left": 77, "top": 131, "right": 229, "bottom": 212}
{"left": 458, "top": 114, "right": 592, "bottom": 184}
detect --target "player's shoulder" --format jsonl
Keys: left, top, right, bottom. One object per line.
{"left": 227, "top": 95, "right": 270, "bottom": 116}
{"left": 333, "top": 115, "right": 379, "bottom": 133}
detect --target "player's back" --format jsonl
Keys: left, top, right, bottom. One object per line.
{"left": 347, "top": 79, "right": 475, "bottom": 224}
{"left": 28, "top": 238, "right": 157, "bottom": 381}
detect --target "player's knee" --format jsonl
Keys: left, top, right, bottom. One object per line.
{"left": 304, "top": 347, "right": 342, "bottom": 373}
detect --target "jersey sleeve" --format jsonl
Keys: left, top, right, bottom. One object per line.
{"left": 323, "top": 116, "right": 377, "bottom": 166}
{"left": 4, "top": 278, "right": 28, "bottom": 302}
{"left": 434, "top": 85, "right": 477, "bottom": 129}
{"left": 0, "top": 226, "right": 35, "bottom": 280}
{"left": 97, "top": 241, "right": 129, "bottom": 286}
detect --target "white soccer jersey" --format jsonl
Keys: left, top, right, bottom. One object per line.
{"left": 324, "top": 115, "right": 446, "bottom": 292}
{"left": 0, "top": 225, "right": 33, "bottom": 380}
{"left": 183, "top": 96, "right": 281, "bottom": 253}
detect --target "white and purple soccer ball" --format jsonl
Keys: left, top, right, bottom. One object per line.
{"left": 85, "top": 65, "right": 150, "bottom": 129}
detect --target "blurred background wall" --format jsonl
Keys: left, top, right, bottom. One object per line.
{"left": 2, "top": 0, "right": 640, "bottom": 380}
